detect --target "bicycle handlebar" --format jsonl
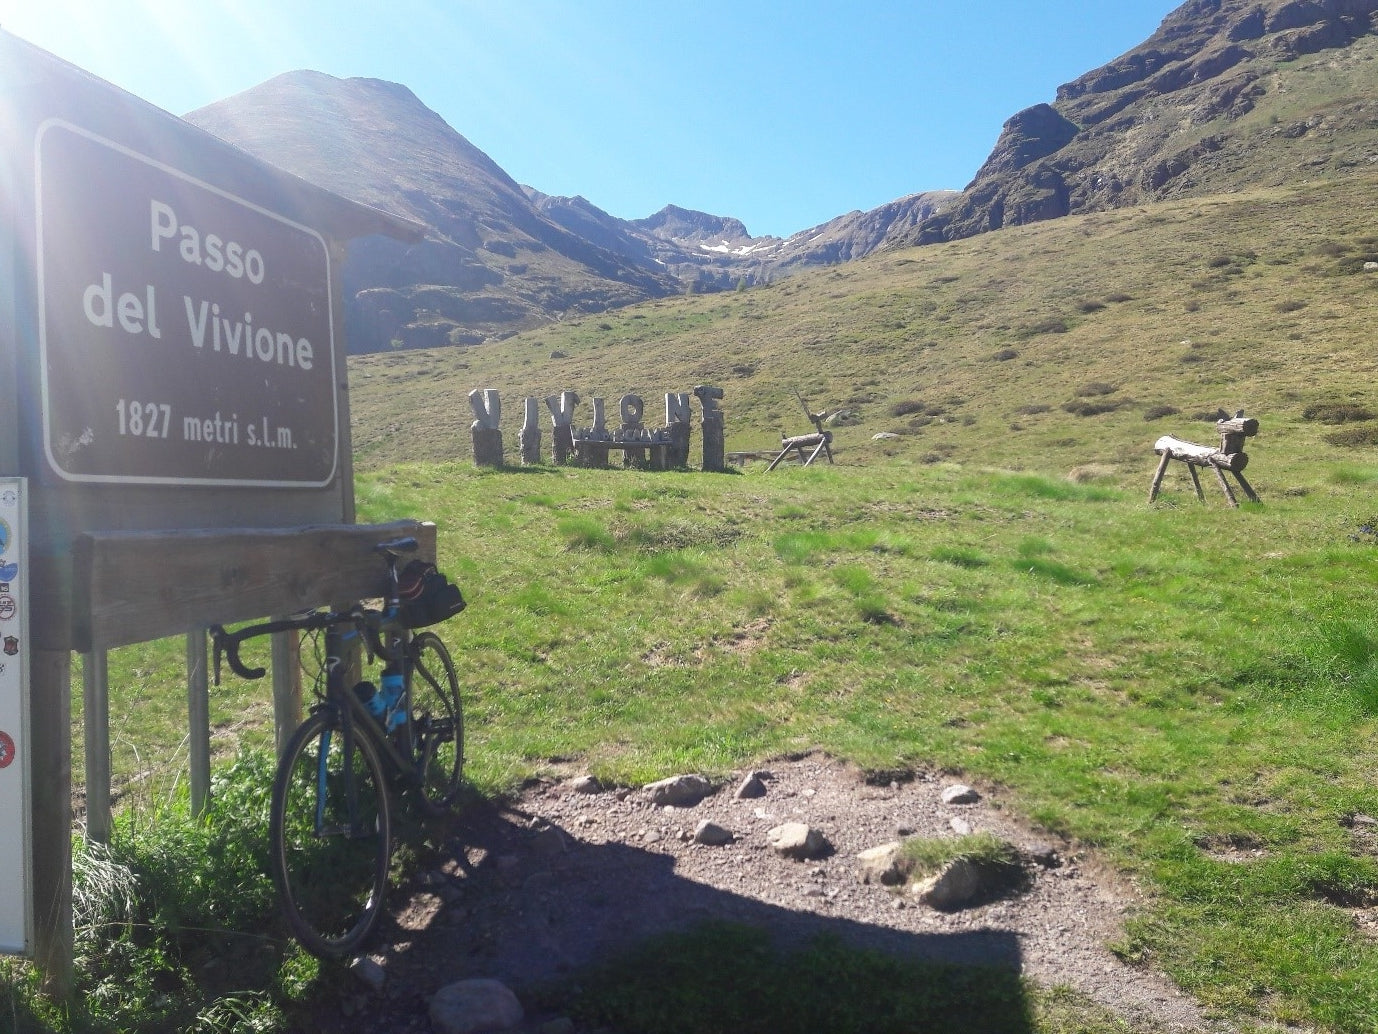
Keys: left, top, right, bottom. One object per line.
{"left": 210, "top": 539, "right": 420, "bottom": 684}
{"left": 211, "top": 605, "right": 402, "bottom": 685}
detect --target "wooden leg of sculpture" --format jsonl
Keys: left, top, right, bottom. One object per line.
{"left": 1149, "top": 452, "right": 1172, "bottom": 503}
{"left": 1233, "top": 471, "right": 1260, "bottom": 504}
{"left": 1186, "top": 463, "right": 1205, "bottom": 502}
{"left": 1211, "top": 465, "right": 1239, "bottom": 508}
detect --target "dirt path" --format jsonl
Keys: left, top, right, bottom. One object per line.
{"left": 343, "top": 754, "right": 1218, "bottom": 1032}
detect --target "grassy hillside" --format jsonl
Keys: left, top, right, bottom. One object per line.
{"left": 48, "top": 179, "right": 1378, "bottom": 1032}
{"left": 348, "top": 171, "right": 1378, "bottom": 484}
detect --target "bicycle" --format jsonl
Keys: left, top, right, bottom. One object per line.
{"left": 211, "top": 536, "right": 466, "bottom": 958}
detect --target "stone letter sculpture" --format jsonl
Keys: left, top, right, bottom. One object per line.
{"left": 546, "top": 390, "right": 579, "bottom": 464}
{"left": 694, "top": 384, "right": 725, "bottom": 472}
{"left": 665, "top": 392, "right": 691, "bottom": 468}
{"left": 619, "top": 393, "right": 646, "bottom": 467}
{"left": 469, "top": 388, "right": 503, "bottom": 467}
{"left": 520, "top": 396, "right": 542, "bottom": 465}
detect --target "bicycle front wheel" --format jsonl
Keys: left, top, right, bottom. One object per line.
{"left": 408, "top": 631, "right": 464, "bottom": 816}
{"left": 269, "top": 709, "right": 392, "bottom": 958}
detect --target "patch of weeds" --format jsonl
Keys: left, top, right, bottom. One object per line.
{"left": 890, "top": 399, "right": 942, "bottom": 418}
{"left": 1274, "top": 299, "right": 1307, "bottom": 313}
{"left": 992, "top": 348, "right": 1019, "bottom": 361}
{"left": 1077, "top": 300, "right": 1106, "bottom": 314}
{"left": 1014, "top": 404, "right": 1051, "bottom": 416}
{"left": 1075, "top": 382, "right": 1118, "bottom": 397}
{"left": 1325, "top": 425, "right": 1378, "bottom": 447}
{"left": 1105, "top": 292, "right": 1133, "bottom": 303}
{"left": 1303, "top": 401, "right": 1374, "bottom": 423}
{"left": 931, "top": 546, "right": 988, "bottom": 568}
{"left": 557, "top": 516, "right": 616, "bottom": 552}
{"left": 901, "top": 831, "right": 1023, "bottom": 878}
{"left": 1019, "top": 317, "right": 1069, "bottom": 337}
{"left": 1015, "top": 557, "right": 1099, "bottom": 587}
{"left": 1144, "top": 405, "right": 1180, "bottom": 421}
{"left": 1063, "top": 399, "right": 1123, "bottom": 417}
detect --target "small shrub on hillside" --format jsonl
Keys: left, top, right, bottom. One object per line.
{"left": 1063, "top": 399, "right": 1123, "bottom": 417}
{"left": 1303, "top": 402, "right": 1375, "bottom": 424}
{"left": 1144, "top": 405, "right": 1180, "bottom": 421}
{"left": 890, "top": 399, "right": 928, "bottom": 417}
{"left": 992, "top": 348, "right": 1019, "bottom": 361}
{"left": 1105, "top": 292, "right": 1134, "bottom": 303}
{"left": 1019, "top": 318, "right": 1068, "bottom": 337}
{"left": 1208, "top": 255, "right": 1233, "bottom": 268}
{"left": 1315, "top": 241, "right": 1348, "bottom": 258}
{"left": 1326, "top": 425, "right": 1378, "bottom": 448}
{"left": 1075, "top": 382, "right": 1118, "bottom": 397}
{"left": 1274, "top": 299, "right": 1308, "bottom": 313}
{"left": 1077, "top": 300, "right": 1106, "bottom": 314}
{"left": 1015, "top": 404, "right": 1051, "bottom": 416}
{"left": 1331, "top": 255, "right": 1378, "bottom": 275}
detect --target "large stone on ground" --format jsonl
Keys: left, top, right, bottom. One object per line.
{"left": 430, "top": 978, "right": 524, "bottom": 1034}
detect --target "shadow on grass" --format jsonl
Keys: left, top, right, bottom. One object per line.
{"left": 367, "top": 797, "right": 1034, "bottom": 1034}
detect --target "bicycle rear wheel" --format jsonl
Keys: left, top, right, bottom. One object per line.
{"left": 269, "top": 708, "right": 392, "bottom": 958}
{"left": 408, "top": 631, "right": 464, "bottom": 816}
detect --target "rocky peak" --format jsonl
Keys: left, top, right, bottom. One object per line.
{"left": 970, "top": 103, "right": 1080, "bottom": 181}
{"left": 634, "top": 204, "right": 753, "bottom": 244}
{"left": 889, "top": 0, "right": 1378, "bottom": 249}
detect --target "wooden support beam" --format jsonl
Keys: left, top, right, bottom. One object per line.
{"left": 81, "top": 652, "right": 111, "bottom": 844}
{"left": 71, "top": 520, "right": 435, "bottom": 652}
{"left": 271, "top": 627, "right": 303, "bottom": 755}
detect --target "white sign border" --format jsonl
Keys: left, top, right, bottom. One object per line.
{"left": 34, "top": 118, "right": 340, "bottom": 489}
{"left": 0, "top": 477, "right": 33, "bottom": 956}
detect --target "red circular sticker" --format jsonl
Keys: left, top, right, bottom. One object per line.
{"left": 0, "top": 731, "right": 13, "bottom": 769}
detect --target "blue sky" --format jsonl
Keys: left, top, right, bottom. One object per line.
{"left": 1, "top": 1, "right": 1176, "bottom": 238}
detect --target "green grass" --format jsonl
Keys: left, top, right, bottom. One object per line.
{"left": 25, "top": 168, "right": 1378, "bottom": 1031}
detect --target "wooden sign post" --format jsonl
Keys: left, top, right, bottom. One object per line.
{"left": 0, "top": 31, "right": 424, "bottom": 995}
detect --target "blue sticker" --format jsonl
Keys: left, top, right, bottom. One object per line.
{"left": 0, "top": 517, "right": 9, "bottom": 554}
{"left": 0, "top": 563, "right": 16, "bottom": 582}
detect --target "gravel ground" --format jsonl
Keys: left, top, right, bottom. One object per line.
{"left": 339, "top": 754, "right": 1221, "bottom": 1033}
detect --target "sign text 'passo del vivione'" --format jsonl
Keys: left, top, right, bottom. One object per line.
{"left": 36, "top": 120, "right": 339, "bottom": 487}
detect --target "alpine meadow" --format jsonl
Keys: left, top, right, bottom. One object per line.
{"left": 13, "top": 2, "right": 1378, "bottom": 1032}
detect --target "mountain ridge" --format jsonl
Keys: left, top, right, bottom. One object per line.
{"left": 185, "top": 0, "right": 1378, "bottom": 351}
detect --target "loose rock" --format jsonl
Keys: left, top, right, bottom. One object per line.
{"left": 694, "top": 820, "right": 734, "bottom": 846}
{"left": 429, "top": 978, "right": 524, "bottom": 1034}
{"left": 857, "top": 842, "right": 909, "bottom": 886}
{"left": 768, "top": 822, "right": 830, "bottom": 860}
{"left": 348, "top": 955, "right": 385, "bottom": 993}
{"left": 911, "top": 858, "right": 986, "bottom": 910}
{"left": 646, "top": 773, "right": 712, "bottom": 807}
{"left": 941, "top": 783, "right": 981, "bottom": 805}
{"left": 735, "top": 771, "right": 769, "bottom": 799}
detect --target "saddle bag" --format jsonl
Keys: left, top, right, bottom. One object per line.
{"left": 397, "top": 560, "right": 467, "bottom": 628}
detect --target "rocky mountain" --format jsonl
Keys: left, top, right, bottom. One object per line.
{"left": 185, "top": 0, "right": 1378, "bottom": 351}
{"left": 893, "top": 0, "right": 1378, "bottom": 247}
{"left": 529, "top": 192, "right": 957, "bottom": 292}
{"left": 185, "top": 73, "right": 953, "bottom": 351}
{"left": 185, "top": 72, "right": 679, "bottom": 352}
